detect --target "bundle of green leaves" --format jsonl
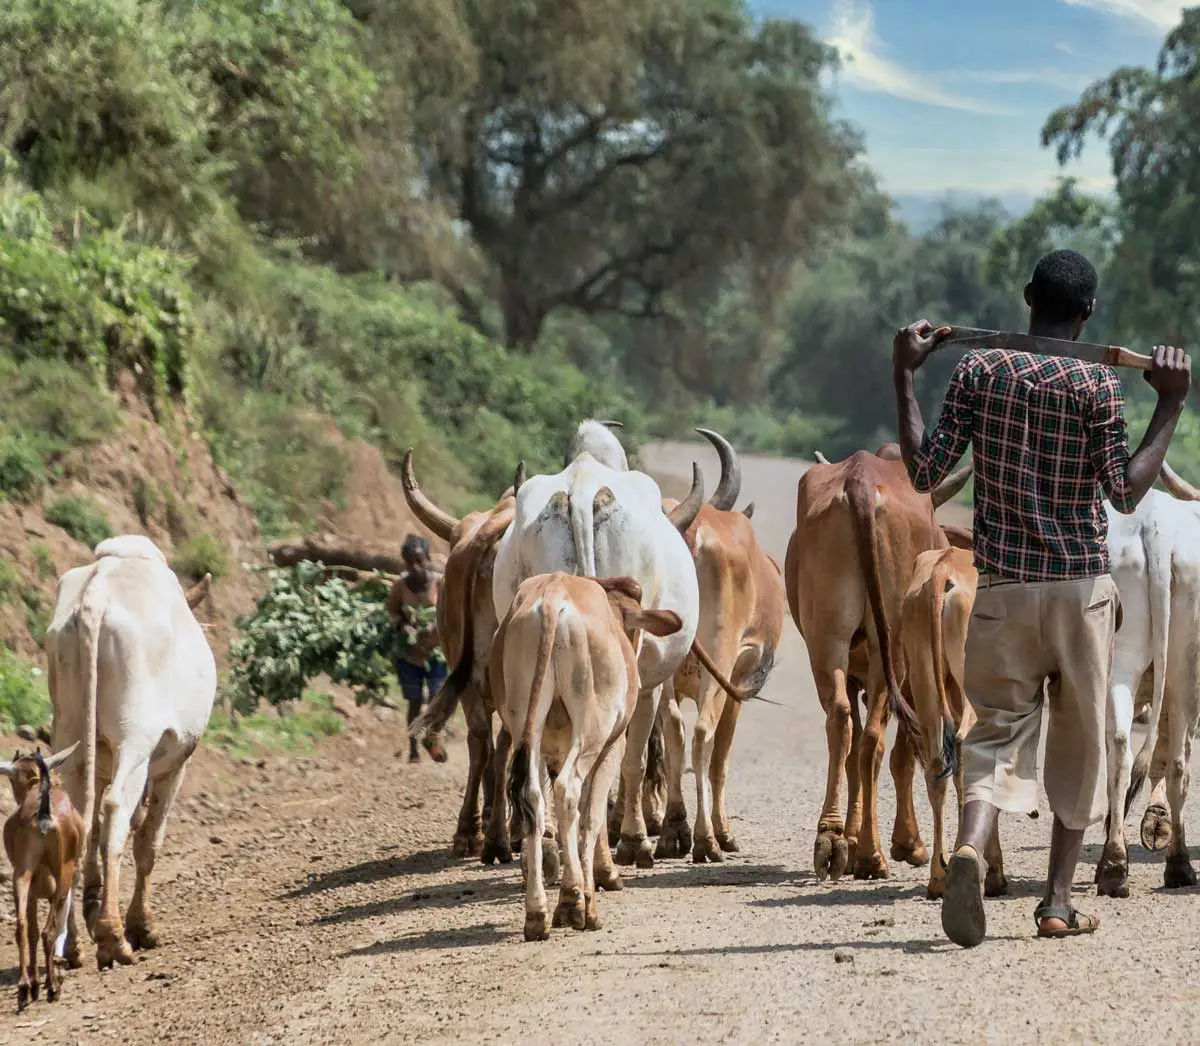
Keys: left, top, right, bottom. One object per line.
{"left": 228, "top": 561, "right": 443, "bottom": 713}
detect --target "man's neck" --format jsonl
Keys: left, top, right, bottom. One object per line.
{"left": 405, "top": 569, "right": 430, "bottom": 593}
{"left": 1028, "top": 319, "right": 1079, "bottom": 342}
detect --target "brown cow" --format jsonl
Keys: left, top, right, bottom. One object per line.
{"left": 401, "top": 451, "right": 521, "bottom": 863}
{"left": 785, "top": 445, "right": 970, "bottom": 880}
{"left": 657, "top": 503, "right": 785, "bottom": 863}
{"left": 900, "top": 547, "right": 1009, "bottom": 899}
{"left": 494, "top": 573, "right": 683, "bottom": 940}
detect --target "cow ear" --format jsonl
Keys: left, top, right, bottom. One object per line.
{"left": 627, "top": 608, "right": 683, "bottom": 638}
{"left": 597, "top": 576, "right": 643, "bottom": 604}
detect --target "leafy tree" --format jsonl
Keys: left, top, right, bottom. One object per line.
{"left": 359, "top": 0, "right": 862, "bottom": 349}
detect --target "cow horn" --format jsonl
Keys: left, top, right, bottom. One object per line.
{"left": 666, "top": 463, "right": 704, "bottom": 533}
{"left": 1160, "top": 460, "right": 1200, "bottom": 502}
{"left": 513, "top": 460, "right": 526, "bottom": 498}
{"left": 0, "top": 759, "right": 12, "bottom": 778}
{"left": 813, "top": 451, "right": 830, "bottom": 465}
{"left": 741, "top": 502, "right": 755, "bottom": 519}
{"left": 184, "top": 573, "right": 211, "bottom": 610}
{"left": 42, "top": 741, "right": 80, "bottom": 771}
{"left": 598, "top": 420, "right": 624, "bottom": 429}
{"left": 696, "top": 428, "right": 742, "bottom": 511}
{"left": 931, "top": 459, "right": 973, "bottom": 508}
{"left": 401, "top": 449, "right": 458, "bottom": 542}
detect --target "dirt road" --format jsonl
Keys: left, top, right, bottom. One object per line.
{"left": 4, "top": 442, "right": 1199, "bottom": 1045}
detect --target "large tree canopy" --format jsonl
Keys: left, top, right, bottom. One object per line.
{"left": 357, "top": 0, "right": 864, "bottom": 348}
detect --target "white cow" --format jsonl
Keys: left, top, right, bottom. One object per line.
{"left": 45, "top": 535, "right": 217, "bottom": 969}
{"left": 491, "top": 436, "right": 706, "bottom": 869}
{"left": 1097, "top": 472, "right": 1200, "bottom": 897}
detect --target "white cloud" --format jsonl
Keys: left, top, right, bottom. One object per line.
{"left": 824, "top": 0, "right": 1007, "bottom": 114}
{"left": 953, "top": 68, "right": 1093, "bottom": 93}
{"left": 1055, "top": 41, "right": 1077, "bottom": 55}
{"left": 1060, "top": 0, "right": 1183, "bottom": 31}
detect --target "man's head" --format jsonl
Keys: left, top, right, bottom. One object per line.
{"left": 402, "top": 534, "right": 431, "bottom": 572}
{"left": 1024, "top": 249, "right": 1098, "bottom": 339}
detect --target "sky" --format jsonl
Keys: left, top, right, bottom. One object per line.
{"left": 749, "top": 0, "right": 1181, "bottom": 198}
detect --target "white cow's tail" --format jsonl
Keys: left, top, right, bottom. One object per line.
{"left": 569, "top": 488, "right": 598, "bottom": 578}
{"left": 1126, "top": 523, "right": 1170, "bottom": 816}
{"left": 76, "top": 567, "right": 108, "bottom": 855}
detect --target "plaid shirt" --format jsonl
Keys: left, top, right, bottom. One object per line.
{"left": 908, "top": 348, "right": 1135, "bottom": 581}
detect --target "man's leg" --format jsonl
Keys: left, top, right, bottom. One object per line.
{"left": 943, "top": 580, "right": 1047, "bottom": 948}
{"left": 396, "top": 661, "right": 425, "bottom": 762}
{"left": 1035, "top": 576, "right": 1117, "bottom": 936}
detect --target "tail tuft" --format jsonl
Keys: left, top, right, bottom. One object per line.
{"left": 507, "top": 742, "right": 537, "bottom": 838}
{"left": 935, "top": 718, "right": 958, "bottom": 782}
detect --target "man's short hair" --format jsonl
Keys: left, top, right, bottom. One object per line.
{"left": 402, "top": 534, "right": 430, "bottom": 561}
{"left": 1028, "top": 249, "right": 1098, "bottom": 324}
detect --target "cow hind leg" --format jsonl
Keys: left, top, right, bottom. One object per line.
{"left": 712, "top": 695, "right": 742, "bottom": 853}
{"left": 615, "top": 685, "right": 661, "bottom": 869}
{"left": 1141, "top": 723, "right": 1173, "bottom": 853}
{"left": 925, "top": 763, "right": 950, "bottom": 899}
{"left": 552, "top": 750, "right": 589, "bottom": 932}
{"left": 852, "top": 679, "right": 889, "bottom": 881}
{"left": 656, "top": 689, "right": 692, "bottom": 860}
{"left": 453, "top": 688, "right": 492, "bottom": 858}
{"left": 482, "top": 727, "right": 515, "bottom": 866}
{"left": 94, "top": 755, "right": 149, "bottom": 969}
{"left": 691, "top": 686, "right": 728, "bottom": 864}
{"left": 540, "top": 762, "right": 561, "bottom": 886}
{"left": 810, "top": 646, "right": 854, "bottom": 882}
{"left": 126, "top": 761, "right": 187, "bottom": 952}
{"left": 889, "top": 719, "right": 928, "bottom": 868}
{"left": 1163, "top": 702, "right": 1197, "bottom": 889}
{"left": 592, "top": 736, "right": 626, "bottom": 894}
{"left": 642, "top": 716, "right": 667, "bottom": 836}
{"left": 1097, "top": 675, "right": 1138, "bottom": 898}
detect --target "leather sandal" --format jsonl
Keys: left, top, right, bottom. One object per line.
{"left": 1034, "top": 903, "right": 1099, "bottom": 939}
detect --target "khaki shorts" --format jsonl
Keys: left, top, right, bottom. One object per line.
{"left": 962, "top": 573, "right": 1119, "bottom": 831}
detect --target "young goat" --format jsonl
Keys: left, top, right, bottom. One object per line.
{"left": 2, "top": 743, "right": 82, "bottom": 1011}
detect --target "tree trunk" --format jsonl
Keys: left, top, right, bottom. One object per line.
{"left": 267, "top": 539, "right": 406, "bottom": 575}
{"left": 500, "top": 270, "right": 545, "bottom": 350}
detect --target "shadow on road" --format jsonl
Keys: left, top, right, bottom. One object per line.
{"left": 625, "top": 935, "right": 1023, "bottom": 958}
{"left": 342, "top": 921, "right": 511, "bottom": 956}
{"left": 281, "top": 847, "right": 455, "bottom": 899}
{"left": 624, "top": 862, "right": 797, "bottom": 891}
{"left": 314, "top": 876, "right": 515, "bottom": 926}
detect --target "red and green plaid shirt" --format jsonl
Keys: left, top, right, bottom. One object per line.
{"left": 909, "top": 348, "right": 1135, "bottom": 581}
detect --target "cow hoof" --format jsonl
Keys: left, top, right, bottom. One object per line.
{"left": 595, "top": 866, "right": 624, "bottom": 891}
{"left": 585, "top": 907, "right": 602, "bottom": 931}
{"left": 1141, "top": 804, "right": 1172, "bottom": 853}
{"left": 645, "top": 812, "right": 664, "bottom": 836}
{"left": 891, "top": 840, "right": 929, "bottom": 868}
{"left": 97, "top": 942, "right": 135, "bottom": 971}
{"left": 1164, "top": 855, "right": 1197, "bottom": 889}
{"left": 615, "top": 835, "right": 654, "bottom": 869}
{"left": 716, "top": 832, "right": 740, "bottom": 854}
{"left": 814, "top": 830, "right": 849, "bottom": 882}
{"left": 852, "top": 852, "right": 889, "bottom": 881}
{"left": 46, "top": 981, "right": 59, "bottom": 1003}
{"left": 655, "top": 815, "right": 692, "bottom": 859}
{"left": 1095, "top": 852, "right": 1130, "bottom": 898}
{"left": 984, "top": 868, "right": 1009, "bottom": 898}
{"left": 125, "top": 918, "right": 160, "bottom": 952}
{"left": 542, "top": 847, "right": 561, "bottom": 886}
{"left": 926, "top": 879, "right": 946, "bottom": 901}
{"left": 692, "top": 837, "right": 725, "bottom": 864}
{"left": 29, "top": 979, "right": 40, "bottom": 1002}
{"left": 481, "top": 839, "right": 514, "bottom": 866}
{"left": 523, "top": 913, "right": 550, "bottom": 942}
{"left": 17, "top": 983, "right": 30, "bottom": 1012}
{"left": 65, "top": 945, "right": 83, "bottom": 971}
{"left": 452, "top": 831, "right": 484, "bottom": 859}
{"left": 553, "top": 895, "right": 586, "bottom": 931}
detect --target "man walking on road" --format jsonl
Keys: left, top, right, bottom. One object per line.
{"left": 892, "top": 249, "right": 1191, "bottom": 946}
{"left": 389, "top": 534, "right": 449, "bottom": 763}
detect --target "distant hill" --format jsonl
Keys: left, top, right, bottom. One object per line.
{"left": 890, "top": 190, "right": 1037, "bottom": 234}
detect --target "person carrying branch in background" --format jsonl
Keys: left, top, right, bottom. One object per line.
{"left": 388, "top": 534, "right": 448, "bottom": 763}
{"left": 892, "top": 248, "right": 1190, "bottom": 947}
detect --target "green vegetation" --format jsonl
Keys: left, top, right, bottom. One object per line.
{"left": 31, "top": 544, "right": 56, "bottom": 581}
{"left": 45, "top": 495, "right": 113, "bottom": 548}
{"left": 0, "top": 647, "right": 51, "bottom": 732}
{"left": 206, "top": 691, "right": 344, "bottom": 758}
{"left": 172, "top": 532, "right": 229, "bottom": 581}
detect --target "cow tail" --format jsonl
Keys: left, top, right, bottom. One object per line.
{"left": 507, "top": 595, "right": 560, "bottom": 839}
{"left": 76, "top": 568, "right": 107, "bottom": 857}
{"left": 645, "top": 716, "right": 666, "bottom": 795}
{"left": 845, "top": 468, "right": 924, "bottom": 760}
{"left": 568, "top": 489, "right": 597, "bottom": 578}
{"left": 34, "top": 750, "right": 53, "bottom": 836}
{"left": 930, "top": 559, "right": 958, "bottom": 782}
{"left": 1126, "top": 524, "right": 1169, "bottom": 816}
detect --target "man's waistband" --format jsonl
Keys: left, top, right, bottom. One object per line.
{"left": 977, "top": 571, "right": 1110, "bottom": 589}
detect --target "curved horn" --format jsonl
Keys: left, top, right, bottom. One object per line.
{"left": 42, "top": 741, "right": 80, "bottom": 771}
{"left": 1160, "top": 460, "right": 1200, "bottom": 502}
{"left": 513, "top": 460, "right": 526, "bottom": 498}
{"left": 598, "top": 420, "right": 624, "bottom": 429}
{"left": 741, "top": 502, "right": 755, "bottom": 519}
{"left": 0, "top": 759, "right": 13, "bottom": 778}
{"left": 185, "top": 573, "right": 211, "bottom": 610}
{"left": 813, "top": 451, "right": 830, "bottom": 465}
{"left": 666, "top": 463, "right": 704, "bottom": 534}
{"left": 401, "top": 449, "right": 459, "bottom": 543}
{"left": 930, "top": 459, "right": 973, "bottom": 509}
{"left": 696, "top": 427, "right": 742, "bottom": 511}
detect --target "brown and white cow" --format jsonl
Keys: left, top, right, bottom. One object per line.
{"left": 493, "top": 573, "right": 683, "bottom": 940}
{"left": 656, "top": 502, "right": 784, "bottom": 863}
{"left": 785, "top": 445, "right": 970, "bottom": 880}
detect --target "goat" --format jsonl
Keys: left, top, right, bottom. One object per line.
{"left": 2, "top": 743, "right": 82, "bottom": 1010}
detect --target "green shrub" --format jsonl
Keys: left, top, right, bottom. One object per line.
{"left": 0, "top": 356, "right": 119, "bottom": 459}
{"left": 205, "top": 691, "right": 343, "bottom": 758}
{"left": 31, "top": 543, "right": 56, "bottom": 580}
{"left": 46, "top": 494, "right": 113, "bottom": 548}
{"left": 0, "top": 432, "right": 45, "bottom": 499}
{"left": 0, "top": 560, "right": 20, "bottom": 604}
{"left": 172, "top": 532, "right": 228, "bottom": 580}
{"left": 0, "top": 647, "right": 51, "bottom": 732}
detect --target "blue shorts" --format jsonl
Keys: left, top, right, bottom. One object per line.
{"left": 395, "top": 659, "right": 448, "bottom": 708}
